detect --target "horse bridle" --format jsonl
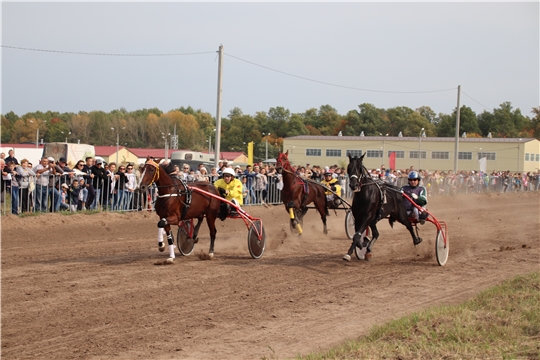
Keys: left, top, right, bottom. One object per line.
{"left": 143, "top": 160, "right": 160, "bottom": 185}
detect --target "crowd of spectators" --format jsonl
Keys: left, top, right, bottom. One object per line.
{"left": 1, "top": 148, "right": 539, "bottom": 216}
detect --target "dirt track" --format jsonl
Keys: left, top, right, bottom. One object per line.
{"left": 1, "top": 192, "right": 539, "bottom": 360}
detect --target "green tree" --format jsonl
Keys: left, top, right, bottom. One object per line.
{"left": 478, "top": 102, "right": 529, "bottom": 138}
{"left": 268, "top": 106, "right": 290, "bottom": 138}
{"left": 530, "top": 107, "right": 540, "bottom": 138}
{"left": 316, "top": 105, "right": 342, "bottom": 135}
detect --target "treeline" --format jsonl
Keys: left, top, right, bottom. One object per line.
{"left": 1, "top": 102, "right": 539, "bottom": 160}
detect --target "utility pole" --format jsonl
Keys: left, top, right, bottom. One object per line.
{"left": 453, "top": 85, "right": 461, "bottom": 173}
{"left": 214, "top": 45, "right": 224, "bottom": 170}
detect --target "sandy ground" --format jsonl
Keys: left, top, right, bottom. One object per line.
{"left": 1, "top": 192, "right": 539, "bottom": 360}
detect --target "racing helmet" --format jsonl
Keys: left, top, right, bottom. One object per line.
{"left": 222, "top": 167, "right": 236, "bottom": 177}
{"left": 408, "top": 171, "right": 421, "bottom": 180}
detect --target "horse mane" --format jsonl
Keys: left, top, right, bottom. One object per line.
{"left": 160, "top": 161, "right": 176, "bottom": 175}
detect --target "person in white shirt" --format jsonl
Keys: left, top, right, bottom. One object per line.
{"left": 124, "top": 164, "right": 136, "bottom": 210}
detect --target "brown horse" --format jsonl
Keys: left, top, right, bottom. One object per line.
{"left": 275, "top": 151, "right": 329, "bottom": 235}
{"left": 138, "top": 158, "right": 222, "bottom": 261}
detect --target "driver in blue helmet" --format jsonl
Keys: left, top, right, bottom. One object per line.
{"left": 401, "top": 171, "right": 428, "bottom": 224}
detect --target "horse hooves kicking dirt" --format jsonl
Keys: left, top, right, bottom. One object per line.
{"left": 199, "top": 251, "right": 214, "bottom": 260}
{"left": 154, "top": 258, "right": 175, "bottom": 266}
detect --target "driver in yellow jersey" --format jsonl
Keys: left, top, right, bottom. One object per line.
{"left": 214, "top": 167, "right": 243, "bottom": 220}
{"left": 321, "top": 171, "right": 342, "bottom": 208}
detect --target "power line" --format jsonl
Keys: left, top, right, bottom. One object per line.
{"left": 461, "top": 90, "right": 491, "bottom": 112}
{"left": 1, "top": 45, "right": 216, "bottom": 57}
{"left": 225, "top": 52, "right": 457, "bottom": 95}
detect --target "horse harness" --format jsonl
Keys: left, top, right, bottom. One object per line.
{"left": 351, "top": 165, "right": 391, "bottom": 221}
{"left": 146, "top": 160, "right": 193, "bottom": 220}
{"left": 278, "top": 166, "right": 310, "bottom": 207}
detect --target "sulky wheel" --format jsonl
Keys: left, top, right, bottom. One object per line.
{"left": 345, "top": 210, "right": 356, "bottom": 240}
{"left": 248, "top": 220, "right": 266, "bottom": 259}
{"left": 435, "top": 228, "right": 449, "bottom": 266}
{"left": 177, "top": 220, "right": 195, "bottom": 256}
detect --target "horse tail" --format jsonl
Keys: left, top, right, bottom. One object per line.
{"left": 388, "top": 215, "right": 396, "bottom": 228}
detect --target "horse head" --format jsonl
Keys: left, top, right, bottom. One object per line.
{"left": 275, "top": 151, "right": 291, "bottom": 174}
{"left": 138, "top": 157, "right": 161, "bottom": 192}
{"left": 347, "top": 153, "right": 365, "bottom": 192}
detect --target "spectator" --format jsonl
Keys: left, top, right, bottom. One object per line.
{"left": 90, "top": 159, "right": 106, "bottom": 209}
{"left": 57, "top": 157, "right": 74, "bottom": 187}
{"left": 59, "top": 183, "right": 70, "bottom": 211}
{"left": 209, "top": 167, "right": 219, "bottom": 183}
{"left": 82, "top": 157, "right": 96, "bottom": 208}
{"left": 5, "top": 161, "right": 20, "bottom": 214}
{"left": 113, "top": 165, "right": 127, "bottom": 211}
{"left": 47, "top": 157, "right": 63, "bottom": 212}
{"left": 199, "top": 167, "right": 210, "bottom": 182}
{"left": 5, "top": 149, "right": 19, "bottom": 165}
{"left": 106, "top": 162, "right": 119, "bottom": 209}
{"left": 68, "top": 179, "right": 80, "bottom": 211}
{"left": 0, "top": 159, "right": 5, "bottom": 206}
{"left": 243, "top": 165, "right": 256, "bottom": 204}
{"left": 73, "top": 160, "right": 86, "bottom": 177}
{"left": 179, "top": 163, "right": 191, "bottom": 181}
{"left": 77, "top": 177, "right": 89, "bottom": 210}
{"left": 241, "top": 176, "right": 249, "bottom": 204}
{"left": 253, "top": 166, "right": 268, "bottom": 205}
{"left": 15, "top": 159, "right": 35, "bottom": 213}
{"left": 32, "top": 157, "right": 54, "bottom": 212}
{"left": 124, "top": 164, "right": 136, "bottom": 210}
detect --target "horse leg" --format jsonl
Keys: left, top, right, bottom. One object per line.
{"left": 206, "top": 214, "right": 218, "bottom": 257}
{"left": 405, "top": 220, "right": 422, "bottom": 246}
{"left": 165, "top": 225, "right": 176, "bottom": 261}
{"left": 314, "top": 193, "right": 328, "bottom": 235}
{"left": 364, "top": 224, "right": 380, "bottom": 260}
{"left": 157, "top": 227, "right": 166, "bottom": 252}
{"left": 286, "top": 201, "right": 303, "bottom": 234}
{"left": 343, "top": 217, "right": 372, "bottom": 261}
{"left": 192, "top": 217, "right": 204, "bottom": 244}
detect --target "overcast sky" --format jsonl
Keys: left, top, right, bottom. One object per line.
{"left": 2, "top": 1, "right": 538, "bottom": 120}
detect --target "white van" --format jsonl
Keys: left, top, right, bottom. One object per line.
{"left": 170, "top": 151, "right": 216, "bottom": 171}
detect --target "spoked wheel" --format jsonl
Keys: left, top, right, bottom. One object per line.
{"left": 354, "top": 229, "right": 370, "bottom": 260}
{"left": 248, "top": 220, "right": 266, "bottom": 259}
{"left": 345, "top": 210, "right": 355, "bottom": 240}
{"left": 435, "top": 227, "right": 449, "bottom": 266}
{"left": 177, "top": 220, "right": 195, "bottom": 256}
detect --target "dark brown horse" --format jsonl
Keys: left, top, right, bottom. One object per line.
{"left": 275, "top": 151, "right": 329, "bottom": 235}
{"left": 138, "top": 158, "right": 222, "bottom": 260}
{"left": 343, "top": 153, "right": 422, "bottom": 261}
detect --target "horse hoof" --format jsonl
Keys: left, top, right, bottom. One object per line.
{"left": 158, "top": 243, "right": 165, "bottom": 252}
{"left": 193, "top": 237, "right": 199, "bottom": 244}
{"left": 414, "top": 237, "right": 423, "bottom": 246}
{"left": 342, "top": 254, "right": 351, "bottom": 262}
{"left": 365, "top": 253, "right": 373, "bottom": 261}
{"left": 166, "top": 258, "right": 174, "bottom": 264}
{"left": 209, "top": 252, "right": 214, "bottom": 258}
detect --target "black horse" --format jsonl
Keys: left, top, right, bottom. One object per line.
{"left": 343, "top": 153, "right": 422, "bottom": 261}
